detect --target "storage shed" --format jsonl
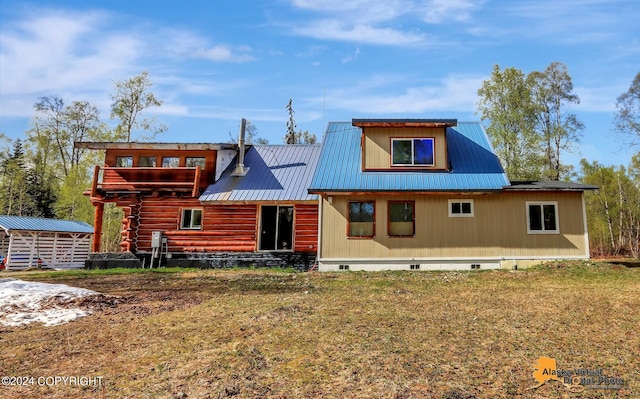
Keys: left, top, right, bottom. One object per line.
{"left": 0, "top": 216, "right": 93, "bottom": 270}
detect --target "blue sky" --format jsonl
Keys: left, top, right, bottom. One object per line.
{"left": 1, "top": 0, "right": 639, "bottom": 169}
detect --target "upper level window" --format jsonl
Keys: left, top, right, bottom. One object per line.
{"left": 449, "top": 199, "right": 474, "bottom": 217}
{"left": 389, "top": 201, "right": 414, "bottom": 236}
{"left": 162, "top": 157, "right": 180, "bottom": 168}
{"left": 527, "top": 202, "right": 559, "bottom": 234}
{"left": 391, "top": 138, "right": 434, "bottom": 166}
{"left": 186, "top": 157, "right": 206, "bottom": 170}
{"left": 139, "top": 156, "right": 157, "bottom": 167}
{"left": 180, "top": 209, "right": 202, "bottom": 230}
{"left": 115, "top": 156, "right": 133, "bottom": 167}
{"left": 348, "top": 201, "right": 375, "bottom": 238}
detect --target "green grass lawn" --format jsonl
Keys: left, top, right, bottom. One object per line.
{"left": 1, "top": 261, "right": 638, "bottom": 398}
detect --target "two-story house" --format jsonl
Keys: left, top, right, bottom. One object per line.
{"left": 308, "top": 119, "right": 596, "bottom": 271}
{"left": 77, "top": 127, "right": 321, "bottom": 268}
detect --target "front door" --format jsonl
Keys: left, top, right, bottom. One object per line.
{"left": 259, "top": 206, "right": 294, "bottom": 251}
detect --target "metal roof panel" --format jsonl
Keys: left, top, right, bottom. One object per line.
{"left": 0, "top": 216, "right": 94, "bottom": 234}
{"left": 200, "top": 144, "right": 322, "bottom": 202}
{"left": 309, "top": 122, "right": 510, "bottom": 192}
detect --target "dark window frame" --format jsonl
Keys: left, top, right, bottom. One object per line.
{"left": 388, "top": 200, "right": 415, "bottom": 237}
{"left": 348, "top": 201, "right": 376, "bottom": 238}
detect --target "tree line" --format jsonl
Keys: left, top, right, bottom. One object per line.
{"left": 0, "top": 72, "right": 166, "bottom": 251}
{"left": 0, "top": 72, "right": 316, "bottom": 251}
{"left": 478, "top": 63, "right": 640, "bottom": 258}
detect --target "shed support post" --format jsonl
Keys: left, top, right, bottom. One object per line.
{"left": 92, "top": 202, "right": 104, "bottom": 252}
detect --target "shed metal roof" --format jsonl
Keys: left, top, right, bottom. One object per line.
{"left": 308, "top": 121, "right": 510, "bottom": 192}
{"left": 505, "top": 180, "right": 598, "bottom": 191}
{"left": 0, "top": 216, "right": 94, "bottom": 234}
{"left": 200, "top": 144, "right": 322, "bottom": 202}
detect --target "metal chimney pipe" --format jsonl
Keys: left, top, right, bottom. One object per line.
{"left": 231, "top": 118, "right": 249, "bottom": 176}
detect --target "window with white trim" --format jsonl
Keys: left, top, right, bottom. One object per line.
{"left": 180, "top": 209, "right": 202, "bottom": 229}
{"left": 449, "top": 199, "right": 474, "bottom": 217}
{"left": 526, "top": 201, "right": 559, "bottom": 234}
{"left": 391, "top": 138, "right": 434, "bottom": 166}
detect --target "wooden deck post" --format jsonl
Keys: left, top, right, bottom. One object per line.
{"left": 92, "top": 201, "right": 104, "bottom": 252}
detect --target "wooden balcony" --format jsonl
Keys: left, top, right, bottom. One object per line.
{"left": 90, "top": 165, "right": 202, "bottom": 198}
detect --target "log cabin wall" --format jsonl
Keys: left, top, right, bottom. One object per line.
{"left": 131, "top": 198, "right": 318, "bottom": 254}
{"left": 294, "top": 204, "right": 319, "bottom": 253}
{"left": 135, "top": 197, "right": 259, "bottom": 253}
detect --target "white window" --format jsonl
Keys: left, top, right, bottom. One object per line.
{"left": 449, "top": 199, "right": 474, "bottom": 217}
{"left": 180, "top": 209, "right": 202, "bottom": 230}
{"left": 391, "top": 138, "right": 435, "bottom": 166}
{"left": 526, "top": 202, "right": 559, "bottom": 234}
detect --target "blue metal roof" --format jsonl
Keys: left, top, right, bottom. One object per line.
{"left": 0, "top": 216, "right": 94, "bottom": 234}
{"left": 308, "top": 122, "right": 510, "bottom": 192}
{"left": 200, "top": 144, "right": 322, "bottom": 202}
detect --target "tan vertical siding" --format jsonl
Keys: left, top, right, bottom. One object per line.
{"left": 321, "top": 192, "right": 587, "bottom": 260}
{"left": 363, "top": 127, "right": 447, "bottom": 170}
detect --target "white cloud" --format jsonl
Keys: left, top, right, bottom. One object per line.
{"left": 191, "top": 45, "right": 254, "bottom": 63}
{"left": 342, "top": 47, "right": 361, "bottom": 64}
{"left": 292, "top": 20, "right": 427, "bottom": 46}
{"left": 504, "top": 0, "right": 635, "bottom": 44}
{"left": 288, "top": 0, "right": 479, "bottom": 46}
{"left": 324, "top": 74, "right": 484, "bottom": 114}
{"left": 419, "top": 0, "right": 479, "bottom": 23}
{"left": 0, "top": 8, "right": 256, "bottom": 120}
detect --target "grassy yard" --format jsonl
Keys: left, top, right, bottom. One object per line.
{"left": 1, "top": 261, "right": 638, "bottom": 398}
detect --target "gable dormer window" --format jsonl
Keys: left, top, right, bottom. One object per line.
{"left": 391, "top": 138, "right": 434, "bottom": 166}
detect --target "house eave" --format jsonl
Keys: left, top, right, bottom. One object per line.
{"left": 74, "top": 142, "right": 238, "bottom": 151}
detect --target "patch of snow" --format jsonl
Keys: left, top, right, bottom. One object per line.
{"left": 0, "top": 278, "right": 100, "bottom": 327}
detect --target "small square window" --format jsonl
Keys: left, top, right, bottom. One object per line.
{"left": 449, "top": 199, "right": 474, "bottom": 217}
{"left": 186, "top": 157, "right": 206, "bottom": 170}
{"left": 139, "top": 156, "right": 157, "bottom": 167}
{"left": 162, "top": 157, "right": 180, "bottom": 168}
{"left": 180, "top": 209, "right": 202, "bottom": 229}
{"left": 115, "top": 156, "right": 133, "bottom": 167}
{"left": 527, "top": 202, "right": 559, "bottom": 234}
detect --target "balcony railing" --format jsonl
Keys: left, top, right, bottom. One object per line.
{"left": 90, "top": 165, "right": 202, "bottom": 198}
